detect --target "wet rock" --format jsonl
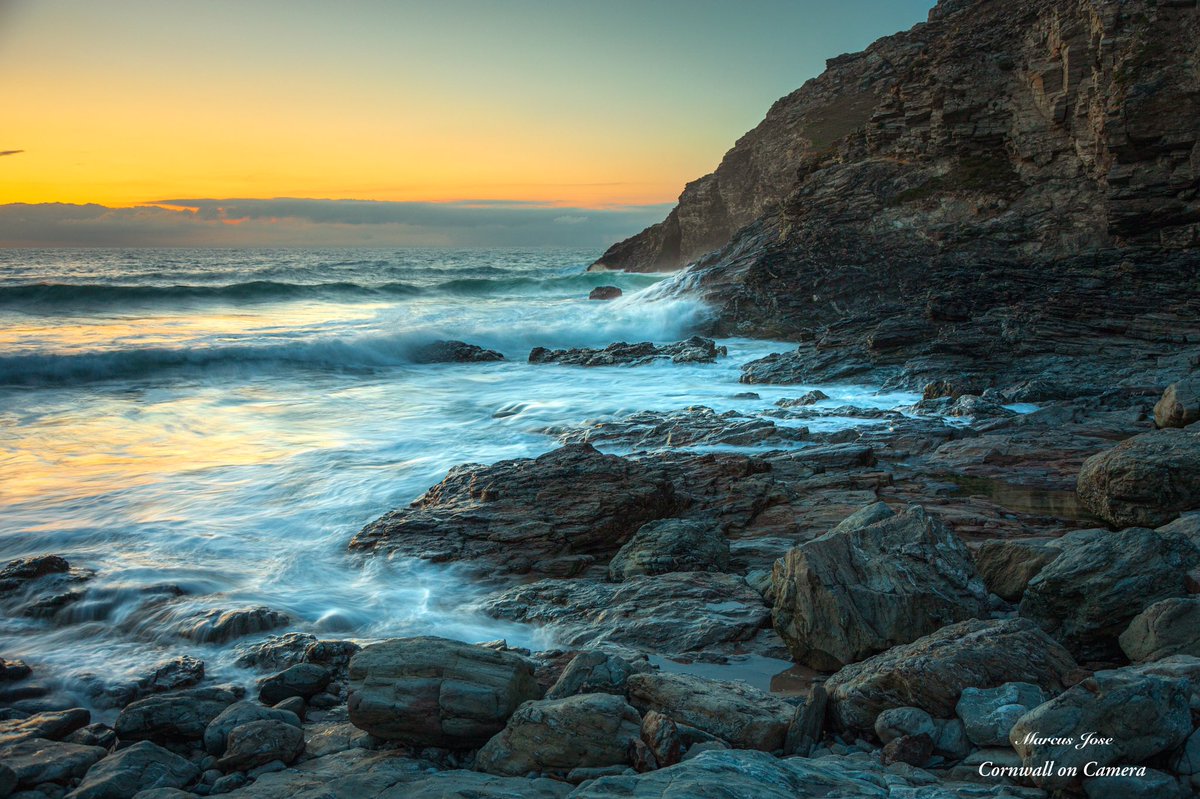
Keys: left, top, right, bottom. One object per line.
{"left": 588, "top": 286, "right": 622, "bottom": 301}
{"left": 217, "top": 720, "right": 305, "bottom": 771}
{"left": 204, "top": 702, "right": 302, "bottom": 756}
{"left": 82, "top": 656, "right": 207, "bottom": 710}
{"left": 1019, "top": 527, "right": 1198, "bottom": 660}
{"left": 1010, "top": 667, "right": 1192, "bottom": 791}
{"left": 625, "top": 672, "right": 794, "bottom": 752}
{"left": 346, "top": 636, "right": 540, "bottom": 747}
{"left": 1119, "top": 597, "right": 1200, "bottom": 662}
{"left": 1077, "top": 429, "right": 1200, "bottom": 528}
{"left": 0, "top": 556, "right": 70, "bottom": 593}
{"left": 350, "top": 444, "right": 682, "bottom": 577}
{"left": 481, "top": 572, "right": 769, "bottom": 656}
{"left": 528, "top": 337, "right": 725, "bottom": 367}
{"left": 873, "top": 707, "right": 935, "bottom": 744}
{"left": 972, "top": 539, "right": 1059, "bottom": 603}
{"left": 771, "top": 503, "right": 988, "bottom": 669}
{"left": 62, "top": 723, "right": 116, "bottom": 750}
{"left": 825, "top": 617, "right": 1076, "bottom": 736}
{"left": 115, "top": 685, "right": 241, "bottom": 743}
{"left": 547, "top": 406, "right": 808, "bottom": 450}
{"left": 66, "top": 741, "right": 199, "bottom": 799}
{"left": 776, "top": 390, "right": 829, "bottom": 408}
{"left": 0, "top": 763, "right": 14, "bottom": 799}
{"left": 0, "top": 658, "right": 31, "bottom": 682}
{"left": 233, "top": 633, "right": 316, "bottom": 673}
{"left": 258, "top": 663, "right": 330, "bottom": 705}
{"left": 0, "top": 708, "right": 89, "bottom": 746}
{"left": 476, "top": 693, "right": 640, "bottom": 776}
{"left": 178, "top": 607, "right": 290, "bottom": 644}
{"left": 955, "top": 682, "right": 1046, "bottom": 747}
{"left": 410, "top": 339, "right": 504, "bottom": 364}
{"left": 1155, "top": 377, "right": 1200, "bottom": 429}
{"left": 302, "top": 641, "right": 360, "bottom": 678}
{"left": 0, "top": 738, "right": 107, "bottom": 789}
{"left": 607, "top": 519, "right": 729, "bottom": 581}
{"left": 544, "top": 651, "right": 648, "bottom": 701}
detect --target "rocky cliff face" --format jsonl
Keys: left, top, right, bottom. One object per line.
{"left": 594, "top": 0, "right": 1200, "bottom": 393}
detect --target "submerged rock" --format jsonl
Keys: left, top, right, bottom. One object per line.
{"left": 528, "top": 337, "right": 726, "bottom": 367}
{"left": 588, "top": 286, "right": 622, "bottom": 300}
{"left": 410, "top": 339, "right": 504, "bottom": 364}
{"left": 1077, "top": 429, "right": 1200, "bottom": 528}
{"left": 177, "top": 606, "right": 290, "bottom": 644}
{"left": 547, "top": 405, "right": 809, "bottom": 449}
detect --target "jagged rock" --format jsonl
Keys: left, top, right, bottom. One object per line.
{"left": 547, "top": 406, "right": 808, "bottom": 449}
{"left": 873, "top": 707, "right": 935, "bottom": 744}
{"left": 1010, "top": 667, "right": 1192, "bottom": 791}
{"left": 350, "top": 444, "right": 682, "bottom": 576}
{"left": 972, "top": 540, "right": 1059, "bottom": 602}
{"left": 1119, "top": 597, "right": 1200, "bottom": 662}
{"left": 955, "top": 682, "right": 1046, "bottom": 747}
{"left": 410, "top": 340, "right": 503, "bottom": 363}
{"left": 825, "top": 617, "right": 1076, "bottom": 736}
{"left": 115, "top": 685, "right": 241, "bottom": 742}
{"left": 607, "top": 519, "right": 729, "bottom": 581}
{"left": 218, "top": 720, "right": 305, "bottom": 771}
{"left": 0, "top": 555, "right": 70, "bottom": 593}
{"left": 588, "top": 286, "right": 622, "bottom": 301}
{"left": 640, "top": 710, "right": 681, "bottom": 768}
{"left": 234, "top": 632, "right": 317, "bottom": 672}
{"left": 0, "top": 738, "right": 107, "bottom": 789}
{"left": 1077, "top": 429, "right": 1200, "bottom": 528}
{"left": 64, "top": 723, "right": 116, "bottom": 750}
{"left": 783, "top": 684, "right": 826, "bottom": 757}
{"left": 66, "top": 741, "right": 199, "bottom": 799}
{"left": 776, "top": 390, "right": 829, "bottom": 407}
{"left": 346, "top": 637, "right": 540, "bottom": 747}
{"left": 625, "top": 672, "right": 794, "bottom": 752}
{"left": 771, "top": 503, "right": 988, "bottom": 669}
{"left": 259, "top": 663, "right": 330, "bottom": 705}
{"left": 481, "top": 572, "right": 769, "bottom": 656}
{"left": 1019, "top": 527, "right": 1199, "bottom": 660}
{"left": 0, "top": 708, "right": 89, "bottom": 746}
{"left": 881, "top": 733, "right": 933, "bottom": 767}
{"left": 544, "top": 651, "right": 649, "bottom": 700}
{"left": 204, "top": 702, "right": 302, "bottom": 756}
{"left": 528, "top": 337, "right": 725, "bottom": 367}
{"left": 177, "top": 606, "right": 290, "bottom": 644}
{"left": 0, "top": 657, "right": 31, "bottom": 681}
{"left": 476, "top": 693, "right": 640, "bottom": 776}
{"left": 1155, "top": 377, "right": 1200, "bottom": 429}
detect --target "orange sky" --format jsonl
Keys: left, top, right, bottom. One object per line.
{"left": 0, "top": 0, "right": 934, "bottom": 211}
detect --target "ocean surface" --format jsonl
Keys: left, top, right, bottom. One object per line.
{"left": 0, "top": 248, "right": 920, "bottom": 709}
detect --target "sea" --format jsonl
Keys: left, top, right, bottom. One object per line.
{"left": 0, "top": 247, "right": 920, "bottom": 710}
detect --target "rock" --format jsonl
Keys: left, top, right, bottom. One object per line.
{"left": 302, "top": 719, "right": 374, "bottom": 759}
{"left": 350, "top": 444, "right": 683, "bottom": 577}
{"left": 881, "top": 733, "right": 933, "bottom": 767}
{"left": 1077, "top": 429, "right": 1200, "bottom": 528}
{"left": 0, "top": 708, "right": 90, "bottom": 746}
{"left": 410, "top": 340, "right": 504, "bottom": 363}
{"left": 931, "top": 718, "right": 970, "bottom": 761}
{"left": 1084, "top": 768, "right": 1182, "bottom": 799}
{"left": 233, "top": 633, "right": 317, "bottom": 673}
{"left": 66, "top": 741, "right": 199, "bottom": 799}
{"left": 0, "top": 658, "right": 31, "bottom": 681}
{"left": 783, "top": 684, "right": 826, "bottom": 757}
{"left": 1119, "top": 597, "right": 1200, "bottom": 662}
{"left": 547, "top": 406, "right": 808, "bottom": 450}
{"left": 141, "top": 656, "right": 205, "bottom": 694}
{"left": 480, "top": 572, "right": 769, "bottom": 656}
{"left": 475, "top": 693, "right": 640, "bottom": 776}
{"left": 0, "top": 738, "right": 106, "bottom": 789}
{"left": 1172, "top": 728, "right": 1200, "bottom": 775}
{"left": 625, "top": 672, "right": 794, "bottom": 752}
{"left": 528, "top": 337, "right": 725, "bottom": 367}
{"left": 639, "top": 711, "right": 681, "bottom": 769}
{"left": 272, "top": 697, "right": 305, "bottom": 720}
{"left": 258, "top": 664, "right": 330, "bottom": 705}
{"left": 771, "top": 503, "right": 988, "bottom": 669}
{"left": 1019, "top": 527, "right": 1198, "bottom": 660}
{"left": 588, "top": 286, "right": 622, "bottom": 301}
{"left": 1126, "top": 655, "right": 1200, "bottom": 712}
{"left": 217, "top": 720, "right": 305, "bottom": 771}
{"left": 203, "top": 702, "right": 302, "bottom": 756}
{"left": 115, "top": 686, "right": 241, "bottom": 742}
{"left": 63, "top": 724, "right": 117, "bottom": 750}
{"left": 212, "top": 772, "right": 248, "bottom": 793}
{"left": 825, "top": 617, "right": 1076, "bottom": 736}
{"left": 955, "top": 682, "right": 1046, "bottom": 747}
{"left": 131, "top": 790, "right": 194, "bottom": 799}
{"left": 346, "top": 636, "right": 540, "bottom": 747}
{"left": 775, "top": 390, "right": 829, "bottom": 408}
{"left": 873, "top": 707, "right": 934, "bottom": 744}
{"left": 0, "top": 763, "right": 14, "bottom": 799}
{"left": 177, "top": 607, "right": 290, "bottom": 644}
{"left": 544, "top": 651, "right": 647, "bottom": 701}
{"left": 972, "top": 540, "right": 1059, "bottom": 603}
{"left": 1010, "top": 667, "right": 1192, "bottom": 791}
{"left": 0, "top": 555, "right": 70, "bottom": 593}
{"left": 607, "top": 519, "right": 729, "bottom": 581}
{"left": 1155, "top": 377, "right": 1200, "bottom": 429}
{"left": 302, "top": 640, "right": 361, "bottom": 678}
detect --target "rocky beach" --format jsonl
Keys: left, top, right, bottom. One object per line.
{"left": 5, "top": 0, "right": 1200, "bottom": 797}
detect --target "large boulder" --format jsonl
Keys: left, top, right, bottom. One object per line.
{"left": 349, "top": 444, "right": 683, "bottom": 577}
{"left": 972, "top": 539, "right": 1060, "bottom": 603}
{"left": 66, "top": 741, "right": 198, "bottom": 799}
{"left": 115, "top": 685, "right": 240, "bottom": 742}
{"left": 606, "top": 519, "right": 729, "bottom": 581}
{"left": 258, "top": 663, "right": 330, "bottom": 704}
{"left": 346, "top": 636, "right": 540, "bottom": 747}
{"left": 825, "top": 617, "right": 1076, "bottom": 736}
{"left": 475, "top": 693, "right": 641, "bottom": 776}
{"left": 771, "top": 504, "right": 988, "bottom": 669}
{"left": 1010, "top": 667, "right": 1192, "bottom": 791}
{"left": 1119, "top": 597, "right": 1200, "bottom": 662}
{"left": 1077, "top": 429, "right": 1200, "bottom": 528}
{"left": 203, "top": 701, "right": 302, "bottom": 756}
{"left": 1019, "top": 527, "right": 1198, "bottom": 660}
{"left": 1155, "top": 377, "right": 1200, "bottom": 429}
{"left": 1, "top": 738, "right": 107, "bottom": 789}
{"left": 625, "top": 672, "right": 795, "bottom": 752}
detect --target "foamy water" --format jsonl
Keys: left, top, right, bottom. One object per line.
{"left": 0, "top": 248, "right": 919, "bottom": 708}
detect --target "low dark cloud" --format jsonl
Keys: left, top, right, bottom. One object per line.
{"left": 0, "top": 199, "right": 671, "bottom": 248}
{"left": 0, "top": 149, "right": 24, "bottom": 157}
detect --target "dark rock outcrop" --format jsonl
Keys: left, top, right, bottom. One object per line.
{"left": 528, "top": 337, "right": 725, "bottom": 367}
{"left": 587, "top": 286, "right": 622, "bottom": 301}
{"left": 1077, "top": 428, "right": 1200, "bottom": 528}
{"left": 410, "top": 339, "right": 504, "bottom": 364}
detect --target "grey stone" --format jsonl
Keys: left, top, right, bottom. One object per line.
{"left": 1155, "top": 377, "right": 1200, "bottom": 429}
{"left": 0, "top": 708, "right": 89, "bottom": 746}
{"left": 217, "top": 720, "right": 305, "bottom": 771}
{"left": 66, "top": 741, "right": 199, "bottom": 799}
{"left": 1084, "top": 768, "right": 1182, "bottom": 799}
{"left": 972, "top": 540, "right": 1059, "bottom": 603}
{"left": 873, "top": 707, "right": 935, "bottom": 744}
{"left": 204, "top": 702, "right": 302, "bottom": 756}
{"left": 544, "top": 651, "right": 647, "bottom": 700}
{"left": 607, "top": 519, "right": 729, "bottom": 581}
{"left": 0, "top": 738, "right": 106, "bottom": 789}
{"left": 1119, "top": 597, "right": 1200, "bottom": 662}
{"left": 258, "top": 664, "right": 330, "bottom": 705}
{"left": 116, "top": 686, "right": 240, "bottom": 743}
{"left": 177, "top": 607, "right": 289, "bottom": 644}
{"left": 1077, "top": 429, "right": 1200, "bottom": 528}
{"left": 956, "top": 682, "right": 1046, "bottom": 747}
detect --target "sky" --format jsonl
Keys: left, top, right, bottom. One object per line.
{"left": 0, "top": 0, "right": 934, "bottom": 247}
